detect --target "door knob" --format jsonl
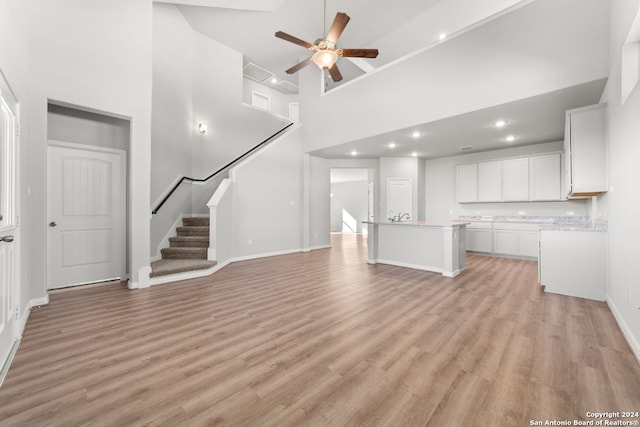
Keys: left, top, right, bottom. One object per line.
{"left": 49, "top": 221, "right": 57, "bottom": 227}
{"left": 1, "top": 235, "right": 14, "bottom": 243}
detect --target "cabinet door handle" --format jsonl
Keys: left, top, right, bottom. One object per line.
{"left": 1, "top": 235, "right": 14, "bottom": 243}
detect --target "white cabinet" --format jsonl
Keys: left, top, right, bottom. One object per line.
{"left": 494, "top": 230, "right": 518, "bottom": 254}
{"left": 456, "top": 164, "right": 478, "bottom": 203}
{"left": 466, "top": 222, "right": 492, "bottom": 252}
{"left": 492, "top": 223, "right": 540, "bottom": 258}
{"left": 539, "top": 229, "right": 606, "bottom": 301}
{"left": 529, "top": 154, "right": 561, "bottom": 201}
{"left": 457, "top": 153, "right": 562, "bottom": 203}
{"left": 478, "top": 161, "right": 502, "bottom": 202}
{"left": 503, "top": 158, "right": 529, "bottom": 201}
{"left": 518, "top": 231, "right": 539, "bottom": 258}
{"left": 564, "top": 104, "right": 607, "bottom": 199}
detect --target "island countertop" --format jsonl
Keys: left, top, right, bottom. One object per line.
{"left": 363, "top": 221, "right": 470, "bottom": 228}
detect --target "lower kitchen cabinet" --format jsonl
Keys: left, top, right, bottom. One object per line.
{"left": 466, "top": 222, "right": 493, "bottom": 252}
{"left": 539, "top": 229, "right": 606, "bottom": 301}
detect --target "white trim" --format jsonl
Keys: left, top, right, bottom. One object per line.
{"left": 0, "top": 339, "right": 19, "bottom": 387}
{"left": 140, "top": 247, "right": 305, "bottom": 288}
{"left": 606, "top": 297, "right": 640, "bottom": 366}
{"left": 370, "top": 258, "right": 444, "bottom": 275}
{"left": 303, "top": 244, "right": 331, "bottom": 252}
{"left": 47, "top": 139, "right": 126, "bottom": 156}
{"left": 2, "top": 294, "right": 51, "bottom": 386}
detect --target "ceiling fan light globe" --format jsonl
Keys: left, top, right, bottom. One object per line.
{"left": 312, "top": 49, "right": 338, "bottom": 69}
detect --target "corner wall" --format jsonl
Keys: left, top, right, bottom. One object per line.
{"left": 24, "top": 0, "right": 153, "bottom": 291}
{"left": 602, "top": 0, "right": 640, "bottom": 359}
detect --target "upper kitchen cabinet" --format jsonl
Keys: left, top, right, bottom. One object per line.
{"left": 478, "top": 161, "right": 503, "bottom": 202}
{"left": 564, "top": 103, "right": 607, "bottom": 199}
{"left": 503, "top": 158, "right": 529, "bottom": 201}
{"left": 457, "top": 163, "right": 478, "bottom": 203}
{"left": 529, "top": 153, "right": 561, "bottom": 201}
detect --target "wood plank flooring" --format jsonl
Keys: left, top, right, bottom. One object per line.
{"left": 1, "top": 233, "right": 639, "bottom": 426}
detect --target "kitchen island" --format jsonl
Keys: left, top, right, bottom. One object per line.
{"left": 364, "top": 221, "right": 469, "bottom": 277}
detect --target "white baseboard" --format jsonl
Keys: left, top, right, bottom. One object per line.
{"left": 607, "top": 297, "right": 640, "bottom": 366}
{"left": 371, "top": 258, "right": 444, "bottom": 276}
{"left": 139, "top": 247, "right": 306, "bottom": 288}
{"left": 303, "top": 245, "right": 331, "bottom": 252}
{"left": 0, "top": 339, "right": 19, "bottom": 387}
{"left": 2, "top": 294, "right": 51, "bottom": 386}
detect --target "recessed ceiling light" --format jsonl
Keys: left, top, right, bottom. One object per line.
{"left": 438, "top": 33, "right": 447, "bottom": 41}
{"left": 412, "top": 131, "right": 421, "bottom": 138}
{"left": 506, "top": 135, "right": 515, "bottom": 142}
{"left": 411, "top": 152, "right": 418, "bottom": 157}
{"left": 351, "top": 150, "right": 358, "bottom": 156}
{"left": 494, "top": 120, "right": 507, "bottom": 128}
{"left": 388, "top": 142, "right": 396, "bottom": 148}
{"left": 271, "top": 77, "right": 278, "bottom": 84}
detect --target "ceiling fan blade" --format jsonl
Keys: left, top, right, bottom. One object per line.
{"left": 326, "top": 12, "right": 350, "bottom": 44}
{"left": 339, "top": 48, "right": 379, "bottom": 58}
{"left": 328, "top": 63, "right": 343, "bottom": 82}
{"left": 275, "top": 31, "right": 314, "bottom": 50}
{"left": 285, "top": 57, "right": 313, "bottom": 74}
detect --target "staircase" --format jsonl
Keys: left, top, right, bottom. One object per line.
{"left": 150, "top": 217, "right": 217, "bottom": 278}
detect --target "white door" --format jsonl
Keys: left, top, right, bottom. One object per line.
{"left": 0, "top": 78, "right": 20, "bottom": 371}
{"left": 289, "top": 102, "right": 300, "bottom": 122}
{"left": 47, "top": 143, "right": 126, "bottom": 289}
{"left": 387, "top": 178, "right": 411, "bottom": 220}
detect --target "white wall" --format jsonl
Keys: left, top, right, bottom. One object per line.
{"left": 151, "top": 4, "right": 194, "bottom": 203}
{"left": 242, "top": 78, "right": 298, "bottom": 120}
{"left": 424, "top": 141, "right": 589, "bottom": 221}
{"left": 48, "top": 104, "right": 130, "bottom": 152}
{"left": 330, "top": 180, "right": 368, "bottom": 233}
{"left": 230, "top": 127, "right": 303, "bottom": 257}
{"left": 150, "top": 5, "right": 291, "bottom": 255}
{"left": 299, "top": 0, "right": 609, "bottom": 154}
{"left": 379, "top": 157, "right": 422, "bottom": 221}
{"left": 601, "top": 0, "right": 640, "bottom": 358}
{"left": 24, "top": 0, "right": 153, "bottom": 291}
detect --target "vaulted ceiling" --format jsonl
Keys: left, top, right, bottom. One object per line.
{"left": 153, "top": 0, "right": 610, "bottom": 159}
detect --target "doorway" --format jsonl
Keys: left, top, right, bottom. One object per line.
{"left": 46, "top": 104, "right": 130, "bottom": 289}
{"left": 330, "top": 168, "right": 372, "bottom": 234}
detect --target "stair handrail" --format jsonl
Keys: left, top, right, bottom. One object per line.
{"left": 152, "top": 122, "right": 294, "bottom": 215}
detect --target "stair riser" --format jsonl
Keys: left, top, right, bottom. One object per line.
{"left": 183, "top": 217, "right": 210, "bottom": 227}
{"left": 170, "top": 240, "right": 209, "bottom": 248}
{"left": 176, "top": 227, "right": 209, "bottom": 237}
{"left": 161, "top": 249, "right": 208, "bottom": 260}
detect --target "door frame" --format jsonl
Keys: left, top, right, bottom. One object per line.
{"left": 46, "top": 139, "right": 127, "bottom": 289}
{"left": 0, "top": 69, "right": 21, "bottom": 386}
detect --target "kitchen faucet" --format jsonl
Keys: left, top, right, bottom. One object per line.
{"left": 397, "top": 213, "right": 410, "bottom": 221}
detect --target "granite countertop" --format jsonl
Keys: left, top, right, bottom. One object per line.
{"left": 364, "top": 220, "right": 470, "bottom": 228}
{"left": 457, "top": 215, "right": 607, "bottom": 232}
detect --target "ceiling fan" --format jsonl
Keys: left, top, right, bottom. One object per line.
{"left": 275, "top": 6, "right": 379, "bottom": 82}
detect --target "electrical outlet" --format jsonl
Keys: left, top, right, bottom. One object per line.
{"left": 248, "top": 238, "right": 253, "bottom": 245}
{"left": 566, "top": 211, "right": 574, "bottom": 216}
{"left": 518, "top": 211, "right": 526, "bottom": 216}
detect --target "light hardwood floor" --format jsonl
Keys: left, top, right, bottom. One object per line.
{"left": 1, "top": 233, "right": 639, "bottom": 426}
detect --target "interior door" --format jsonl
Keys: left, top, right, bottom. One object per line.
{"left": 387, "top": 178, "right": 411, "bottom": 220}
{"left": 0, "top": 78, "right": 19, "bottom": 371}
{"left": 47, "top": 143, "right": 126, "bottom": 289}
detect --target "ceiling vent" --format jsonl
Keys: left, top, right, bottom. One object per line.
{"left": 278, "top": 80, "right": 299, "bottom": 93}
{"left": 243, "top": 63, "right": 274, "bottom": 83}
